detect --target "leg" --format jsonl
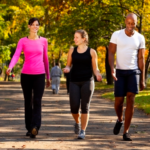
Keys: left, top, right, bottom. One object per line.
{"left": 81, "top": 114, "right": 89, "bottom": 130}
{"left": 56, "top": 77, "right": 60, "bottom": 94}
{"left": 124, "top": 70, "right": 139, "bottom": 134}
{"left": 115, "top": 97, "right": 124, "bottom": 122}
{"left": 123, "top": 70, "right": 139, "bottom": 141}
{"left": 69, "top": 82, "right": 81, "bottom": 123}
{"left": 66, "top": 79, "right": 68, "bottom": 93}
{"left": 67, "top": 77, "right": 70, "bottom": 93}
{"left": 72, "top": 113, "right": 80, "bottom": 124}
{"left": 21, "top": 74, "right": 33, "bottom": 132}
{"left": 51, "top": 78, "right": 56, "bottom": 93}
{"left": 32, "top": 74, "right": 45, "bottom": 130}
{"left": 113, "top": 70, "right": 126, "bottom": 135}
{"left": 124, "top": 93, "right": 135, "bottom": 134}
{"left": 80, "top": 80, "right": 94, "bottom": 131}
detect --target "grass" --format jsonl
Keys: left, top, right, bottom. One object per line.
{"left": 101, "top": 84, "right": 150, "bottom": 114}
{"left": 95, "top": 82, "right": 114, "bottom": 90}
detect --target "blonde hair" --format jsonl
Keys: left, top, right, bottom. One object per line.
{"left": 75, "top": 29, "right": 89, "bottom": 45}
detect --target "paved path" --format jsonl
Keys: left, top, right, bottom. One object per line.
{"left": 0, "top": 82, "right": 150, "bottom": 150}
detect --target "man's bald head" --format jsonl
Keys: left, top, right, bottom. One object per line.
{"left": 126, "top": 13, "right": 137, "bottom": 22}
{"left": 125, "top": 13, "right": 137, "bottom": 33}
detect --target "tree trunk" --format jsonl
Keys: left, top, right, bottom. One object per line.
{"left": 51, "top": 53, "right": 55, "bottom": 67}
{"left": 105, "top": 46, "right": 113, "bottom": 85}
{"left": 145, "top": 48, "right": 150, "bottom": 82}
{"left": 4, "top": 73, "right": 8, "bottom": 81}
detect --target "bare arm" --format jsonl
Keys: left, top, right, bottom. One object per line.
{"left": 91, "top": 49, "right": 99, "bottom": 75}
{"left": 63, "top": 48, "right": 74, "bottom": 73}
{"left": 108, "top": 42, "right": 117, "bottom": 80}
{"left": 90, "top": 49, "right": 102, "bottom": 81}
{"left": 138, "top": 48, "right": 145, "bottom": 91}
{"left": 66, "top": 48, "right": 73, "bottom": 67}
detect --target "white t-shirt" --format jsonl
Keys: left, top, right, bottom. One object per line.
{"left": 110, "top": 29, "right": 145, "bottom": 70}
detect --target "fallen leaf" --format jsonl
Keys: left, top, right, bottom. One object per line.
{"left": 22, "top": 145, "right": 26, "bottom": 148}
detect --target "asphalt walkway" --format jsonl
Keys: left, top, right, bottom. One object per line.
{"left": 0, "top": 82, "right": 150, "bottom": 150}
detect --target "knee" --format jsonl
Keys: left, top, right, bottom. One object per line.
{"left": 115, "top": 98, "right": 124, "bottom": 107}
{"left": 81, "top": 103, "right": 90, "bottom": 114}
{"left": 127, "top": 92, "right": 135, "bottom": 99}
{"left": 126, "top": 93, "right": 135, "bottom": 107}
{"left": 71, "top": 106, "right": 79, "bottom": 114}
{"left": 34, "top": 98, "right": 41, "bottom": 106}
{"left": 70, "top": 102, "right": 80, "bottom": 114}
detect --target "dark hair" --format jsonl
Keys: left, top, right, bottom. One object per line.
{"left": 75, "top": 29, "right": 89, "bottom": 45}
{"left": 56, "top": 62, "right": 59, "bottom": 66}
{"left": 28, "top": 18, "right": 40, "bottom": 25}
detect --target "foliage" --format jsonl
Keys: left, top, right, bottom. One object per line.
{"left": 0, "top": 0, "right": 150, "bottom": 78}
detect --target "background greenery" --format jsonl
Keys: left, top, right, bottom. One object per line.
{"left": 0, "top": 0, "right": 150, "bottom": 82}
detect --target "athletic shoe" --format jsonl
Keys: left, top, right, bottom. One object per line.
{"left": 123, "top": 133, "right": 132, "bottom": 141}
{"left": 113, "top": 120, "right": 123, "bottom": 135}
{"left": 53, "top": 89, "right": 55, "bottom": 94}
{"left": 78, "top": 130, "right": 85, "bottom": 139}
{"left": 26, "top": 131, "right": 31, "bottom": 136}
{"left": 74, "top": 123, "right": 80, "bottom": 134}
{"left": 30, "top": 127, "right": 38, "bottom": 138}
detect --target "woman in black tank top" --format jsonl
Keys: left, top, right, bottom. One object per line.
{"left": 63, "top": 29, "right": 102, "bottom": 139}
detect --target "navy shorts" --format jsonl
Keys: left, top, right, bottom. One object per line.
{"left": 115, "top": 69, "right": 141, "bottom": 97}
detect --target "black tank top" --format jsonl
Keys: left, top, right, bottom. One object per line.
{"left": 70, "top": 46, "right": 94, "bottom": 82}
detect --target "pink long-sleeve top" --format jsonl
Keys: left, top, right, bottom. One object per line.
{"left": 9, "top": 37, "right": 50, "bottom": 79}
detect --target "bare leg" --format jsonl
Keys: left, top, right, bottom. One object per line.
{"left": 72, "top": 113, "right": 80, "bottom": 124}
{"left": 81, "top": 114, "right": 89, "bottom": 130}
{"left": 124, "top": 92, "right": 135, "bottom": 134}
{"left": 115, "top": 97, "right": 124, "bottom": 122}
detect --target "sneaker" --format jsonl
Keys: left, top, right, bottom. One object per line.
{"left": 74, "top": 123, "right": 80, "bottom": 134}
{"left": 53, "top": 89, "right": 55, "bottom": 94}
{"left": 123, "top": 133, "right": 132, "bottom": 141}
{"left": 78, "top": 130, "right": 85, "bottom": 139}
{"left": 30, "top": 127, "right": 38, "bottom": 138}
{"left": 30, "top": 134, "right": 36, "bottom": 138}
{"left": 113, "top": 120, "right": 123, "bottom": 135}
{"left": 26, "top": 131, "right": 31, "bottom": 136}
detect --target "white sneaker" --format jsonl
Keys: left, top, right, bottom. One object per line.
{"left": 78, "top": 130, "right": 85, "bottom": 139}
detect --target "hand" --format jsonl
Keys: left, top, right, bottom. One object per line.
{"left": 96, "top": 72, "right": 102, "bottom": 82}
{"left": 62, "top": 67, "right": 70, "bottom": 73}
{"left": 111, "top": 71, "right": 117, "bottom": 81}
{"left": 6, "top": 68, "right": 12, "bottom": 75}
{"left": 46, "top": 79, "right": 51, "bottom": 88}
{"left": 140, "top": 81, "right": 145, "bottom": 91}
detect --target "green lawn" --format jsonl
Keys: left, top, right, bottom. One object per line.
{"left": 95, "top": 82, "right": 114, "bottom": 90}
{"left": 101, "top": 84, "right": 150, "bottom": 114}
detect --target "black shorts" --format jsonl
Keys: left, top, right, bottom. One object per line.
{"left": 115, "top": 69, "right": 141, "bottom": 97}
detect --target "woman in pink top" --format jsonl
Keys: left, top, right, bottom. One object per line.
{"left": 6, "top": 18, "right": 50, "bottom": 138}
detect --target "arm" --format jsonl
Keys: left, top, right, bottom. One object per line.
{"left": 90, "top": 49, "right": 102, "bottom": 81}
{"left": 60, "top": 69, "right": 62, "bottom": 77}
{"left": 108, "top": 42, "right": 117, "bottom": 80}
{"left": 9, "top": 39, "right": 23, "bottom": 69}
{"left": 43, "top": 39, "right": 50, "bottom": 88}
{"left": 63, "top": 48, "right": 74, "bottom": 73}
{"left": 43, "top": 39, "right": 50, "bottom": 80}
{"left": 6, "top": 39, "right": 23, "bottom": 75}
{"left": 138, "top": 48, "right": 145, "bottom": 91}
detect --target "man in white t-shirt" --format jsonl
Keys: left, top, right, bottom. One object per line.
{"left": 109, "top": 13, "right": 145, "bottom": 141}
